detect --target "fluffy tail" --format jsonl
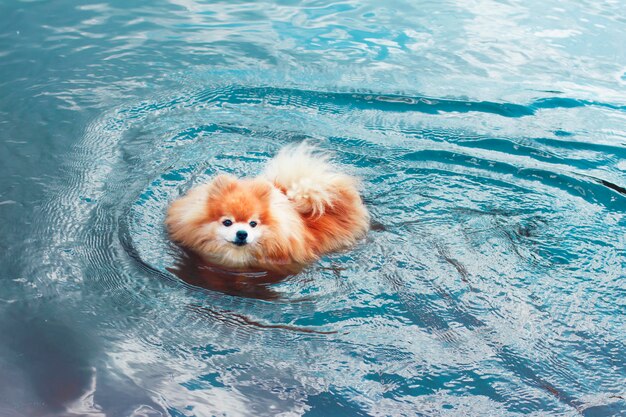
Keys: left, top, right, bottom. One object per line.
{"left": 262, "top": 142, "right": 357, "bottom": 216}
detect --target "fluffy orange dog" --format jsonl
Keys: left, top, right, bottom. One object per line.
{"left": 166, "top": 143, "right": 369, "bottom": 273}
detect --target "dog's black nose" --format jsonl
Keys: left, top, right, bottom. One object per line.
{"left": 236, "top": 230, "right": 248, "bottom": 240}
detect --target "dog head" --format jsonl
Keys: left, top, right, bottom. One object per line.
{"left": 167, "top": 174, "right": 277, "bottom": 269}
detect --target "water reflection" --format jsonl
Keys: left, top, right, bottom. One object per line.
{"left": 167, "top": 250, "right": 289, "bottom": 300}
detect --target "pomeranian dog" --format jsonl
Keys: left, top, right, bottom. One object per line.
{"left": 166, "top": 143, "right": 369, "bottom": 274}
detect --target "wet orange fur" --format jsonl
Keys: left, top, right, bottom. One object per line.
{"left": 166, "top": 146, "right": 369, "bottom": 273}
{"left": 303, "top": 187, "right": 367, "bottom": 254}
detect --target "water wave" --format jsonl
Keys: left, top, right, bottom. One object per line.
{"left": 35, "top": 81, "right": 626, "bottom": 414}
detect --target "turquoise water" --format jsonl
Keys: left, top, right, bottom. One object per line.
{"left": 1, "top": 0, "right": 625, "bottom": 415}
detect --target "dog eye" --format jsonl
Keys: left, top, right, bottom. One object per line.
{"left": 249, "top": 221, "right": 257, "bottom": 228}
{"left": 222, "top": 219, "right": 233, "bottom": 227}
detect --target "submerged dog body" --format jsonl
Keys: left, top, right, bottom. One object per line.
{"left": 166, "top": 144, "right": 369, "bottom": 273}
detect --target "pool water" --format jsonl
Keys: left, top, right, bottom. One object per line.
{"left": 1, "top": 0, "right": 625, "bottom": 415}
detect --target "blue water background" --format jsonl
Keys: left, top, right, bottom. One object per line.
{"left": 0, "top": 0, "right": 625, "bottom": 415}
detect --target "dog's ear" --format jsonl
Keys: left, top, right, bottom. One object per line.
{"left": 250, "top": 180, "right": 273, "bottom": 200}
{"left": 209, "top": 174, "right": 237, "bottom": 195}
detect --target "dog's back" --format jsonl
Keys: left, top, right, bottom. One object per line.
{"left": 263, "top": 143, "right": 369, "bottom": 254}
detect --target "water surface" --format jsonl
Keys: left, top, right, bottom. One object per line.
{"left": 1, "top": 0, "right": 625, "bottom": 415}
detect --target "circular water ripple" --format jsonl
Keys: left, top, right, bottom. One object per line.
{"left": 47, "top": 83, "right": 626, "bottom": 414}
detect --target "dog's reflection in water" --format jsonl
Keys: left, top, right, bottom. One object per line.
{"left": 167, "top": 250, "right": 290, "bottom": 300}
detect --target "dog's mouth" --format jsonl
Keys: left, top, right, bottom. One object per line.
{"left": 232, "top": 240, "right": 247, "bottom": 247}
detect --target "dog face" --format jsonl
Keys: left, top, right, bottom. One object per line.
{"left": 215, "top": 216, "right": 262, "bottom": 247}
{"left": 167, "top": 174, "right": 311, "bottom": 271}
{"left": 171, "top": 175, "right": 275, "bottom": 269}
